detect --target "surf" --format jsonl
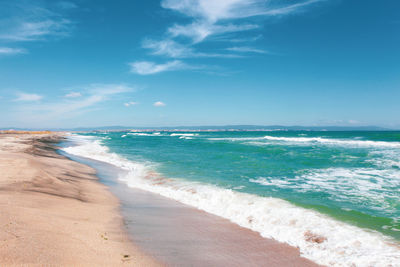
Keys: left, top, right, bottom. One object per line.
{"left": 63, "top": 134, "right": 400, "bottom": 266}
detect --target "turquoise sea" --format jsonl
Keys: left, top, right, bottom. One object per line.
{"left": 63, "top": 130, "right": 400, "bottom": 266}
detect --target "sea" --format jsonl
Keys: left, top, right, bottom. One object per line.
{"left": 62, "top": 130, "right": 400, "bottom": 266}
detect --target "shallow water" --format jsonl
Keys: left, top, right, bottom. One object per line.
{"left": 62, "top": 131, "right": 400, "bottom": 266}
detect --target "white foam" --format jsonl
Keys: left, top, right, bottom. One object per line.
{"left": 63, "top": 137, "right": 148, "bottom": 178}
{"left": 250, "top": 167, "right": 400, "bottom": 215}
{"left": 262, "top": 136, "right": 400, "bottom": 148}
{"left": 250, "top": 177, "right": 292, "bottom": 187}
{"left": 369, "top": 150, "right": 400, "bottom": 169}
{"left": 62, "top": 135, "right": 400, "bottom": 267}
{"left": 128, "top": 132, "right": 162, "bottom": 136}
{"left": 208, "top": 137, "right": 265, "bottom": 141}
{"left": 170, "top": 133, "right": 199, "bottom": 137}
{"left": 170, "top": 133, "right": 199, "bottom": 140}
{"left": 180, "top": 136, "right": 193, "bottom": 139}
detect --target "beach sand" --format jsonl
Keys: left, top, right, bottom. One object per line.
{"left": 0, "top": 133, "right": 159, "bottom": 266}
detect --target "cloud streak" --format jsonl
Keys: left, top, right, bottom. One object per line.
{"left": 129, "top": 60, "right": 193, "bottom": 75}
{"left": 135, "top": 0, "right": 324, "bottom": 74}
{"left": 161, "top": 0, "right": 322, "bottom": 42}
{"left": 15, "top": 84, "right": 134, "bottom": 122}
{"left": 0, "top": 1, "right": 74, "bottom": 56}
{"left": 142, "top": 39, "right": 241, "bottom": 58}
{"left": 65, "top": 92, "right": 82, "bottom": 98}
{"left": 167, "top": 22, "right": 259, "bottom": 43}
{"left": 226, "top": 46, "right": 268, "bottom": 54}
{"left": 153, "top": 101, "right": 166, "bottom": 107}
{"left": 15, "top": 92, "right": 43, "bottom": 101}
{"left": 0, "top": 47, "right": 26, "bottom": 55}
{"left": 124, "top": 101, "right": 138, "bottom": 107}
{"left": 0, "top": 19, "right": 71, "bottom": 42}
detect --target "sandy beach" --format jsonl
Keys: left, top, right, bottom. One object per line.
{"left": 0, "top": 133, "right": 159, "bottom": 266}
{"left": 0, "top": 132, "right": 322, "bottom": 266}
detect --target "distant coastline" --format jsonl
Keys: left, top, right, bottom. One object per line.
{"left": 1, "top": 125, "right": 395, "bottom": 132}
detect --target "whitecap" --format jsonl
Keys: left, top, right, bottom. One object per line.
{"left": 62, "top": 134, "right": 400, "bottom": 267}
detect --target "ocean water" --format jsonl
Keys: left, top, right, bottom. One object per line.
{"left": 63, "top": 131, "right": 400, "bottom": 266}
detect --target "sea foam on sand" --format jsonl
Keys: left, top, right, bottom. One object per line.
{"left": 63, "top": 135, "right": 400, "bottom": 267}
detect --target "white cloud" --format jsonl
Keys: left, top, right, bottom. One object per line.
{"left": 161, "top": 0, "right": 321, "bottom": 42}
{"left": 65, "top": 92, "right": 82, "bottom": 98}
{"left": 0, "top": 47, "right": 27, "bottom": 55}
{"left": 135, "top": 0, "right": 323, "bottom": 74}
{"left": 87, "top": 83, "right": 133, "bottom": 95}
{"left": 226, "top": 46, "right": 268, "bottom": 54}
{"left": 15, "top": 84, "right": 135, "bottom": 122}
{"left": 143, "top": 39, "right": 194, "bottom": 58}
{"left": 15, "top": 92, "right": 43, "bottom": 102}
{"left": 0, "top": 1, "right": 72, "bottom": 42}
{"left": 143, "top": 39, "right": 241, "bottom": 58}
{"left": 0, "top": 19, "right": 71, "bottom": 42}
{"left": 124, "top": 101, "right": 138, "bottom": 107}
{"left": 153, "top": 101, "right": 166, "bottom": 107}
{"left": 260, "top": 0, "right": 323, "bottom": 16}
{"left": 162, "top": 0, "right": 321, "bottom": 21}
{"left": 168, "top": 22, "right": 258, "bottom": 43}
{"left": 162, "top": 0, "right": 260, "bottom": 22}
{"left": 129, "top": 60, "right": 189, "bottom": 75}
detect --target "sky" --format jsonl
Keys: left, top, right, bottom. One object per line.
{"left": 0, "top": 0, "right": 399, "bottom": 129}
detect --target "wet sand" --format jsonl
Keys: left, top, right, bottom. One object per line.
{"left": 69, "top": 152, "right": 320, "bottom": 267}
{"left": 0, "top": 133, "right": 159, "bottom": 266}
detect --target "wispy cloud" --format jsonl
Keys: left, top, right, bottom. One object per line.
{"left": 0, "top": 47, "right": 27, "bottom": 55}
{"left": 124, "top": 101, "right": 138, "bottom": 107}
{"left": 136, "top": 0, "right": 324, "bottom": 74}
{"left": 0, "top": 1, "right": 74, "bottom": 56}
{"left": 15, "top": 92, "right": 43, "bottom": 102}
{"left": 15, "top": 84, "right": 134, "bottom": 122}
{"left": 167, "top": 22, "right": 259, "bottom": 43}
{"left": 0, "top": 19, "right": 71, "bottom": 42}
{"left": 143, "top": 39, "right": 194, "bottom": 58}
{"left": 153, "top": 101, "right": 166, "bottom": 107}
{"left": 88, "top": 83, "right": 132, "bottom": 95}
{"left": 161, "top": 0, "right": 322, "bottom": 42}
{"left": 213, "top": 34, "right": 263, "bottom": 43}
{"left": 0, "top": 1, "right": 73, "bottom": 42}
{"left": 259, "top": 0, "right": 324, "bottom": 16}
{"left": 64, "top": 91, "right": 82, "bottom": 98}
{"left": 142, "top": 39, "right": 241, "bottom": 58}
{"left": 226, "top": 46, "right": 268, "bottom": 54}
{"left": 129, "top": 60, "right": 193, "bottom": 75}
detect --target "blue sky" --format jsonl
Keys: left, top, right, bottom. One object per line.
{"left": 0, "top": 0, "right": 399, "bottom": 129}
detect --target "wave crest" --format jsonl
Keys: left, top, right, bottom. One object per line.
{"left": 62, "top": 135, "right": 400, "bottom": 266}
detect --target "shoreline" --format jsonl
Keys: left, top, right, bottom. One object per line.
{"left": 63, "top": 132, "right": 400, "bottom": 266}
{"left": 9, "top": 132, "right": 399, "bottom": 266}
{"left": 64, "top": 135, "right": 320, "bottom": 266}
{"left": 0, "top": 133, "right": 159, "bottom": 266}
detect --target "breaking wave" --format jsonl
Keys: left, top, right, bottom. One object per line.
{"left": 62, "top": 135, "right": 400, "bottom": 266}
